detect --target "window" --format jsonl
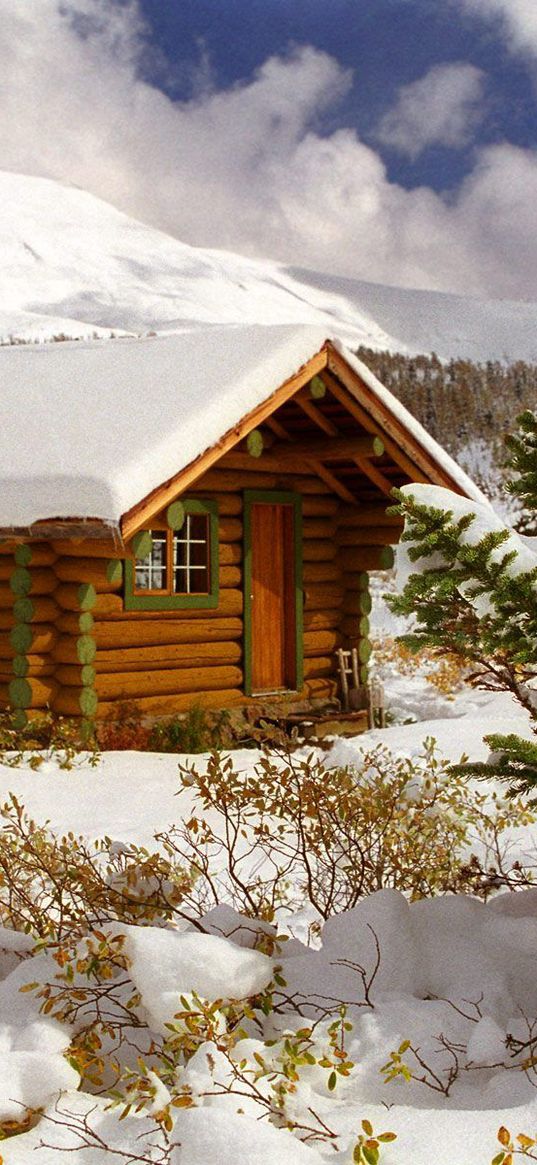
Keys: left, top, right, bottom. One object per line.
{"left": 124, "top": 499, "right": 219, "bottom": 610}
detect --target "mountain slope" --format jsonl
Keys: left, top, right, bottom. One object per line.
{"left": 1, "top": 171, "right": 537, "bottom": 361}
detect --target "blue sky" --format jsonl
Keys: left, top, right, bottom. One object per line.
{"left": 138, "top": 0, "right": 537, "bottom": 192}
{"left": 3, "top": 0, "right": 537, "bottom": 299}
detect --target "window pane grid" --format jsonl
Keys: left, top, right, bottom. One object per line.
{"left": 173, "top": 514, "right": 209, "bottom": 594}
{"left": 135, "top": 531, "right": 167, "bottom": 591}
{"left": 134, "top": 515, "right": 210, "bottom": 596}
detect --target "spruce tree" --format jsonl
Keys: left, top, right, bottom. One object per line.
{"left": 387, "top": 409, "right": 537, "bottom": 800}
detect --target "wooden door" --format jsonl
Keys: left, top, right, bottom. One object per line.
{"left": 248, "top": 500, "right": 298, "bottom": 694}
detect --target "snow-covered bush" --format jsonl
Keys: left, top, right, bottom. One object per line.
{"left": 160, "top": 742, "right": 534, "bottom": 920}
{"left": 0, "top": 795, "right": 194, "bottom": 940}
{"left": 0, "top": 743, "right": 533, "bottom": 953}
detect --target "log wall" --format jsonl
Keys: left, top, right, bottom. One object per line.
{"left": 0, "top": 540, "right": 60, "bottom": 726}
{"left": 0, "top": 468, "right": 402, "bottom": 723}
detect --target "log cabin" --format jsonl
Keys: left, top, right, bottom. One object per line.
{"left": 0, "top": 324, "right": 481, "bottom": 731}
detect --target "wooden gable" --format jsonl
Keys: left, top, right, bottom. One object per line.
{"left": 120, "top": 340, "right": 467, "bottom": 544}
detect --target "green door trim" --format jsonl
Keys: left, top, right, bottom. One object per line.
{"left": 243, "top": 489, "right": 303, "bottom": 697}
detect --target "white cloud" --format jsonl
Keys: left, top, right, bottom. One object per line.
{"left": 459, "top": 0, "right": 537, "bottom": 57}
{"left": 377, "top": 63, "right": 485, "bottom": 158}
{"left": 1, "top": 0, "right": 537, "bottom": 298}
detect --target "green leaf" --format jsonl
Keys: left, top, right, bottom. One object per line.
{"left": 328, "top": 1071, "right": 337, "bottom": 1091}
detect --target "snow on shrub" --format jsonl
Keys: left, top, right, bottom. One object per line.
{"left": 1, "top": 737, "right": 537, "bottom": 1162}
{"left": 162, "top": 741, "right": 535, "bottom": 922}
{"left": 122, "top": 927, "right": 273, "bottom": 1032}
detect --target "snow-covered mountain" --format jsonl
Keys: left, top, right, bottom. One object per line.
{"left": 2, "top": 170, "right": 537, "bottom": 362}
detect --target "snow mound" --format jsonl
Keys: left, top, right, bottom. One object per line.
{"left": 123, "top": 927, "right": 273, "bottom": 1032}
{"left": 173, "top": 1108, "right": 324, "bottom": 1165}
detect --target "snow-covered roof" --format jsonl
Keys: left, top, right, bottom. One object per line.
{"left": 0, "top": 324, "right": 481, "bottom": 531}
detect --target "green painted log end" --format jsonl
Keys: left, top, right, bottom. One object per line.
{"left": 132, "top": 531, "right": 153, "bottom": 559}
{"left": 14, "top": 544, "right": 32, "bottom": 566}
{"left": 166, "top": 501, "right": 185, "bottom": 530}
{"left": 78, "top": 583, "right": 97, "bottom": 611}
{"left": 9, "top": 678, "right": 32, "bottom": 709}
{"left": 10, "top": 624, "right": 33, "bottom": 654}
{"left": 76, "top": 635, "right": 97, "bottom": 665}
{"left": 12, "top": 655, "right": 29, "bottom": 679}
{"left": 309, "top": 375, "right": 326, "bottom": 400}
{"left": 10, "top": 567, "right": 31, "bottom": 597}
{"left": 246, "top": 429, "right": 264, "bottom": 458}
{"left": 79, "top": 688, "right": 98, "bottom": 718}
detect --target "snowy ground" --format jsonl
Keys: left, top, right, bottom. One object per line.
{"left": 0, "top": 683, "right": 536, "bottom": 1164}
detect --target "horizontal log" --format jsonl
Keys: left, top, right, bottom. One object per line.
{"left": 9, "top": 624, "right": 57, "bottom": 655}
{"left": 219, "top": 543, "right": 242, "bottom": 566}
{"left": 93, "top": 593, "right": 124, "bottom": 616}
{"left": 302, "top": 518, "right": 336, "bottom": 540}
{"left": 218, "top": 518, "right": 242, "bottom": 543}
{"left": 51, "top": 538, "right": 124, "bottom": 559}
{"left": 342, "top": 590, "right": 372, "bottom": 617}
{"left": 304, "top": 583, "right": 344, "bottom": 611}
{"left": 302, "top": 561, "right": 341, "bottom": 585}
{"left": 54, "top": 665, "right": 96, "bottom": 689}
{"left": 12, "top": 596, "right": 59, "bottom": 624}
{"left": 56, "top": 612, "right": 98, "bottom": 636}
{"left": 304, "top": 655, "right": 335, "bottom": 679}
{"left": 55, "top": 583, "right": 92, "bottom": 612}
{"left": 0, "top": 589, "right": 16, "bottom": 610}
{"left": 219, "top": 566, "right": 241, "bottom": 588}
{"left": 54, "top": 557, "right": 123, "bottom": 591}
{"left": 0, "top": 544, "right": 55, "bottom": 568}
{"left": 8, "top": 676, "right": 57, "bottom": 710}
{"left": 29, "top": 568, "right": 58, "bottom": 596}
{"left": 0, "top": 611, "right": 13, "bottom": 630}
{"left": 304, "top": 676, "right": 338, "bottom": 701}
{"left": 19, "top": 544, "right": 57, "bottom": 566}
{"left": 221, "top": 452, "right": 313, "bottom": 475}
{"left": 301, "top": 496, "right": 339, "bottom": 517}
{"left": 267, "top": 434, "right": 385, "bottom": 464}
{"left": 0, "top": 562, "right": 16, "bottom": 582}
{"left": 339, "top": 545, "right": 395, "bottom": 572}
{"left": 339, "top": 504, "right": 402, "bottom": 527}
{"left": 340, "top": 614, "right": 370, "bottom": 640}
{"left": 96, "top": 640, "right": 242, "bottom": 671}
{"left": 303, "top": 629, "right": 341, "bottom": 657}
{"left": 303, "top": 609, "right": 341, "bottom": 632}
{"left": 53, "top": 635, "right": 96, "bottom": 665}
{"left": 337, "top": 526, "right": 402, "bottom": 547}
{"left": 302, "top": 540, "right": 337, "bottom": 563}
{"left": 341, "top": 572, "right": 370, "bottom": 593}
{"left": 196, "top": 469, "right": 331, "bottom": 494}
{"left": 0, "top": 658, "right": 55, "bottom": 680}
{"left": 94, "top": 664, "right": 243, "bottom": 701}
{"left": 10, "top": 568, "right": 57, "bottom": 596}
{"left": 53, "top": 688, "right": 91, "bottom": 716}
{"left": 95, "top": 688, "right": 247, "bottom": 719}
{"left": 196, "top": 493, "right": 242, "bottom": 516}
{"left": 90, "top": 616, "right": 243, "bottom": 650}
{"left": 94, "top": 588, "right": 243, "bottom": 620}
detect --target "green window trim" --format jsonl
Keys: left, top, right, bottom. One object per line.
{"left": 243, "top": 489, "right": 303, "bottom": 698}
{"left": 124, "top": 498, "right": 219, "bottom": 611}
